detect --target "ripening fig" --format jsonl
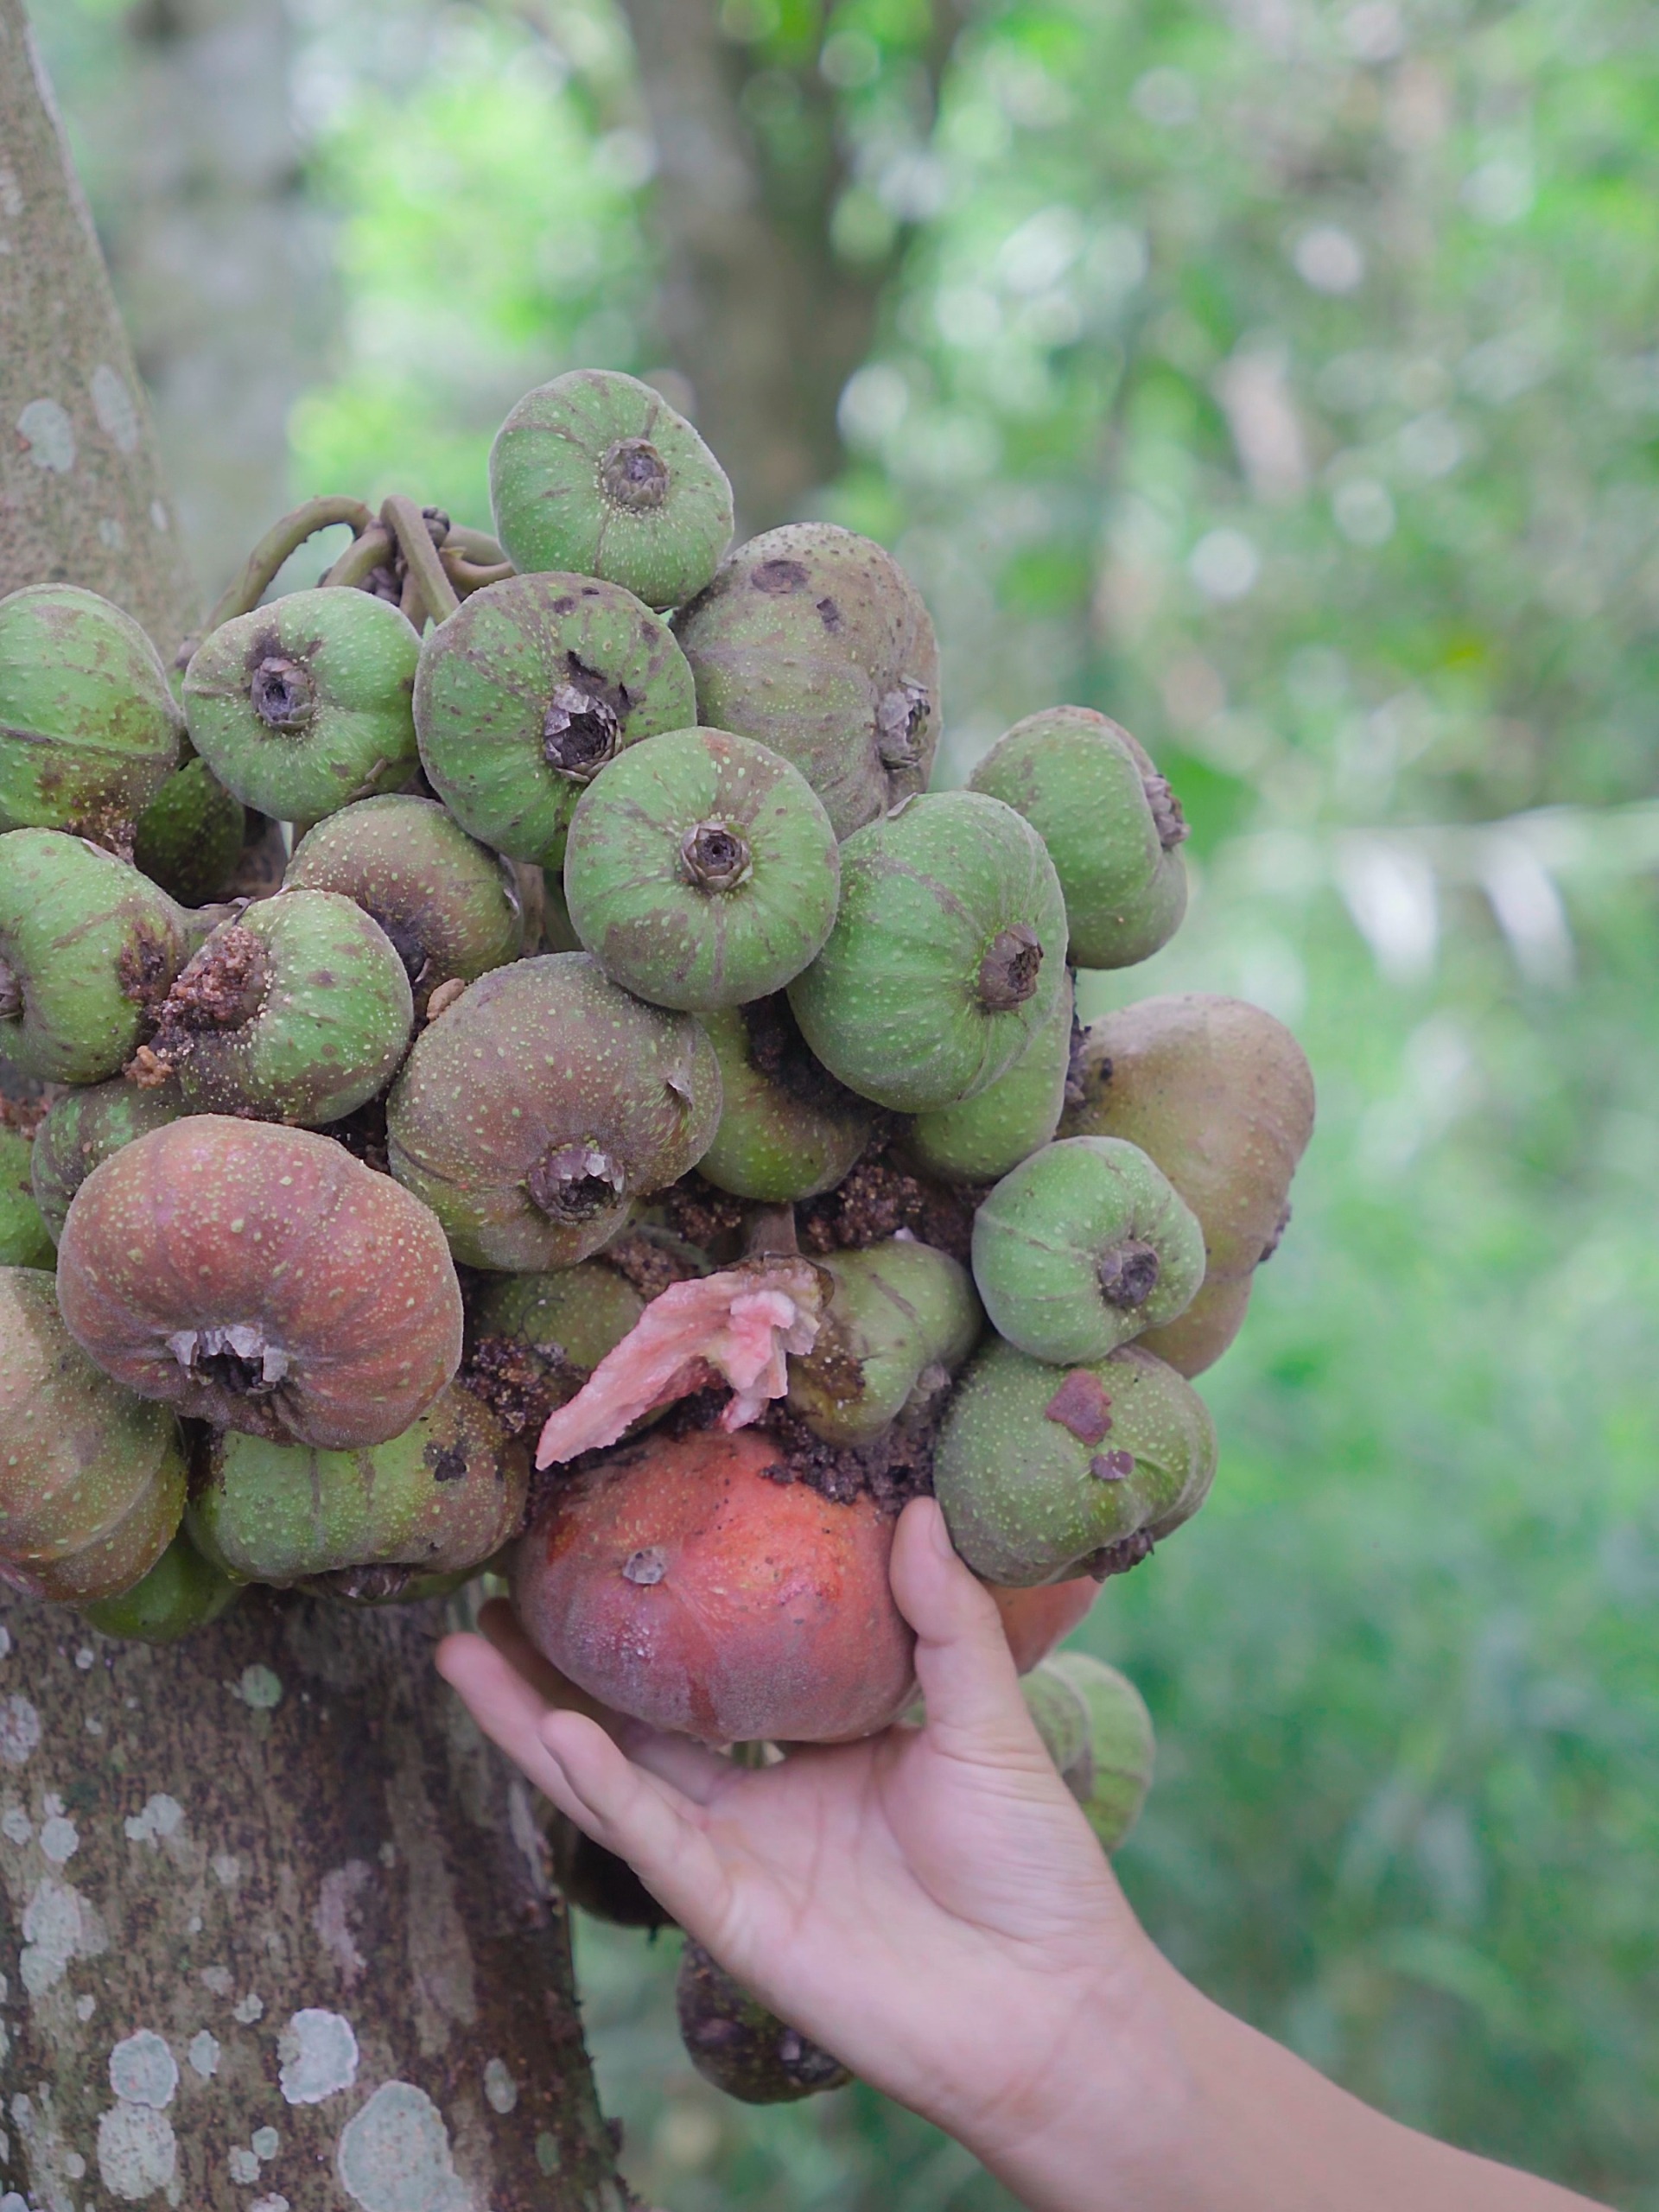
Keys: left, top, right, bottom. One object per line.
{"left": 139, "top": 889, "right": 412, "bottom": 1125}
{"left": 902, "top": 969, "right": 1074, "bottom": 1185}
{"left": 785, "top": 1236, "right": 980, "bottom": 1446}
{"left": 387, "top": 953, "right": 720, "bottom": 1270}
{"left": 79, "top": 1528, "right": 241, "bottom": 1643}
{"left": 0, "top": 829, "right": 191, "bottom": 1083}
{"left": 1022, "top": 1651, "right": 1155, "bottom": 1853}
{"left": 56, "top": 1116, "right": 463, "bottom": 1449}
{"left": 188, "top": 1382, "right": 527, "bottom": 1587}
{"left": 563, "top": 726, "right": 841, "bottom": 1010}
{"left": 0, "top": 1128, "right": 54, "bottom": 1268}
{"left": 490, "top": 369, "right": 734, "bottom": 611}
{"left": 677, "top": 1941, "right": 850, "bottom": 2105}
{"left": 285, "top": 794, "right": 524, "bottom": 1014}
{"left": 183, "top": 588, "right": 420, "bottom": 823}
{"left": 674, "top": 522, "right": 941, "bottom": 839}
{"left": 0, "top": 583, "right": 183, "bottom": 849}
{"left": 696, "top": 995, "right": 874, "bottom": 1203}
{"left": 969, "top": 708, "right": 1188, "bottom": 969}
{"left": 933, "top": 1337, "right": 1217, "bottom": 1586}
{"left": 31, "top": 1077, "right": 186, "bottom": 1243}
{"left": 1060, "top": 995, "right": 1314, "bottom": 1376}
{"left": 990, "top": 1574, "right": 1099, "bottom": 1673}
{"left": 414, "top": 572, "right": 696, "bottom": 866}
{"left": 787, "top": 790, "right": 1066, "bottom": 1113}
{"left": 132, "top": 754, "right": 245, "bottom": 906}
{"left": 0, "top": 1265, "right": 187, "bottom": 1603}
{"left": 970, "top": 1135, "right": 1205, "bottom": 1364}
{"left": 513, "top": 1424, "right": 916, "bottom": 1742}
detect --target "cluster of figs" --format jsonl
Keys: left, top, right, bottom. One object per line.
{"left": 0, "top": 369, "right": 1312, "bottom": 2102}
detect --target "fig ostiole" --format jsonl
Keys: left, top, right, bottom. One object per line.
{"left": 677, "top": 1939, "right": 850, "bottom": 2104}
{"left": 386, "top": 952, "right": 720, "bottom": 1271}
{"left": 933, "top": 1337, "right": 1217, "bottom": 1587}
{"left": 490, "top": 368, "right": 734, "bottom": 611}
{"left": 0, "top": 1265, "right": 187, "bottom": 1604}
{"left": 1022, "top": 1651, "right": 1155, "bottom": 1853}
{"left": 787, "top": 790, "right": 1067, "bottom": 1115}
{"left": 695, "top": 995, "right": 874, "bottom": 1203}
{"left": 79, "top": 1527, "right": 241, "bottom": 1643}
{"left": 182, "top": 586, "right": 421, "bottom": 823}
{"left": 785, "top": 1236, "right": 981, "bottom": 1446}
{"left": 970, "top": 1135, "right": 1206, "bottom": 1364}
{"left": 674, "top": 522, "right": 941, "bottom": 838}
{"left": 563, "top": 725, "right": 841, "bottom": 1010}
{"left": 31, "top": 1077, "right": 186, "bottom": 1243}
{"left": 413, "top": 571, "right": 696, "bottom": 866}
{"left": 55, "top": 1116, "right": 463, "bottom": 1450}
{"left": 902, "top": 968, "right": 1076, "bottom": 1185}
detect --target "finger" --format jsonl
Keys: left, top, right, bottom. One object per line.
{"left": 474, "top": 1599, "right": 615, "bottom": 1725}
{"left": 537, "top": 1709, "right": 736, "bottom": 1936}
{"left": 889, "top": 1498, "right": 1041, "bottom": 1758}
{"left": 436, "top": 1630, "right": 600, "bottom": 1808}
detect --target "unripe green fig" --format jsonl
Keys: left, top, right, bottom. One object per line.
{"left": 676, "top": 1938, "right": 850, "bottom": 2105}
{"left": 387, "top": 952, "right": 721, "bottom": 1270}
{"left": 285, "top": 795, "right": 525, "bottom": 1014}
{"left": 540, "top": 866, "right": 582, "bottom": 951}
{"left": 674, "top": 522, "right": 941, "bottom": 839}
{"left": 788, "top": 791, "right": 1066, "bottom": 1113}
{"left": 971, "top": 1135, "right": 1205, "bottom": 1364}
{"left": 490, "top": 369, "right": 734, "bottom": 611}
{"left": 79, "top": 1528, "right": 241, "bottom": 1643}
{"left": 903, "top": 969, "right": 1075, "bottom": 1185}
{"left": 31, "top": 1077, "right": 186, "bottom": 1243}
{"left": 466, "top": 1263, "right": 646, "bottom": 1428}
{"left": 188, "top": 1382, "right": 527, "bottom": 1586}
{"left": 1023, "top": 1651, "right": 1155, "bottom": 1853}
{"left": 0, "top": 829, "right": 191, "bottom": 1083}
{"left": 0, "top": 1127, "right": 54, "bottom": 1268}
{"left": 969, "top": 709, "right": 1188, "bottom": 969}
{"left": 56, "top": 1116, "right": 463, "bottom": 1450}
{"left": 563, "top": 726, "right": 840, "bottom": 1010}
{"left": 786, "top": 1237, "right": 980, "bottom": 1446}
{"left": 0, "top": 1265, "right": 187, "bottom": 1603}
{"left": 132, "top": 754, "right": 246, "bottom": 906}
{"left": 138, "top": 888, "right": 412, "bottom": 1125}
{"left": 696, "top": 995, "right": 874, "bottom": 1203}
{"left": 0, "top": 583, "right": 183, "bottom": 849}
{"left": 934, "top": 1337, "right": 1216, "bottom": 1586}
{"left": 1060, "top": 995, "right": 1314, "bottom": 1376}
{"left": 414, "top": 572, "right": 696, "bottom": 866}
{"left": 182, "top": 588, "right": 420, "bottom": 823}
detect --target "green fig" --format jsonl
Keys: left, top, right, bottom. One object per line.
{"left": 490, "top": 368, "right": 734, "bottom": 611}
{"left": 786, "top": 1237, "right": 980, "bottom": 1446}
{"left": 0, "top": 1126, "right": 54, "bottom": 1268}
{"left": 0, "top": 1265, "right": 187, "bottom": 1603}
{"left": 969, "top": 708, "right": 1188, "bottom": 969}
{"left": 696, "top": 996, "right": 874, "bottom": 1203}
{"left": 182, "top": 587, "right": 420, "bottom": 823}
{"left": 903, "top": 969, "right": 1075, "bottom": 1185}
{"left": 79, "top": 1528, "right": 241, "bottom": 1643}
{"left": 285, "top": 794, "right": 525, "bottom": 1014}
{"left": 132, "top": 753, "right": 246, "bottom": 905}
{"left": 673, "top": 522, "right": 941, "bottom": 839}
{"left": 0, "top": 829, "right": 191, "bottom": 1084}
{"left": 971, "top": 1135, "right": 1205, "bottom": 1364}
{"left": 31, "top": 1077, "right": 187, "bottom": 1243}
{"left": 1060, "top": 995, "right": 1314, "bottom": 1376}
{"left": 563, "top": 726, "right": 841, "bottom": 1010}
{"left": 137, "top": 888, "right": 412, "bottom": 1125}
{"left": 540, "top": 866, "right": 583, "bottom": 951}
{"left": 676, "top": 1938, "right": 850, "bottom": 2105}
{"left": 387, "top": 952, "right": 721, "bottom": 1270}
{"left": 934, "top": 1337, "right": 1216, "bottom": 1586}
{"left": 188, "top": 1382, "right": 527, "bottom": 1586}
{"left": 466, "top": 1262, "right": 646, "bottom": 1429}
{"left": 1023, "top": 1651, "right": 1155, "bottom": 1853}
{"left": 0, "top": 583, "right": 183, "bottom": 850}
{"left": 787, "top": 790, "right": 1066, "bottom": 1113}
{"left": 414, "top": 572, "right": 696, "bottom": 866}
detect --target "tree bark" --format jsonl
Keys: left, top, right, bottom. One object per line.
{"left": 0, "top": 21, "right": 628, "bottom": 2209}
{"left": 0, "top": 0, "right": 195, "bottom": 649}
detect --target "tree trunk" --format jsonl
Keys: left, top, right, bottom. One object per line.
{"left": 0, "top": 18, "right": 628, "bottom": 2207}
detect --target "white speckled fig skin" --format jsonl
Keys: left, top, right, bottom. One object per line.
{"left": 55, "top": 1116, "right": 463, "bottom": 1448}
{"left": 0, "top": 1264, "right": 187, "bottom": 1603}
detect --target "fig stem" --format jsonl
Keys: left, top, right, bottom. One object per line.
{"left": 0, "top": 957, "right": 21, "bottom": 1024}
{"left": 204, "top": 494, "right": 376, "bottom": 632}
{"left": 383, "top": 494, "right": 461, "bottom": 622}
{"left": 322, "top": 523, "right": 395, "bottom": 590}
{"left": 444, "top": 524, "right": 506, "bottom": 565}
{"left": 742, "top": 1204, "right": 799, "bottom": 1259}
{"left": 440, "top": 549, "right": 515, "bottom": 594}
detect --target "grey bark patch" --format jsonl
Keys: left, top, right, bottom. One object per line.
{"left": 277, "top": 2006, "right": 359, "bottom": 2105}
{"left": 97, "top": 2101, "right": 176, "bottom": 2199}
{"left": 337, "top": 2080, "right": 473, "bottom": 2211}
{"left": 16, "top": 395, "right": 74, "bottom": 472}
{"left": 90, "top": 362, "right": 139, "bottom": 454}
{"left": 0, "top": 1693, "right": 39, "bottom": 1765}
{"left": 124, "top": 1792, "right": 185, "bottom": 1843}
{"left": 186, "top": 2029, "right": 219, "bottom": 2078}
{"left": 109, "top": 2028, "right": 178, "bottom": 2108}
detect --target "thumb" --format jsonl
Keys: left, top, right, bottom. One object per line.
{"left": 890, "top": 1497, "right": 1042, "bottom": 1761}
